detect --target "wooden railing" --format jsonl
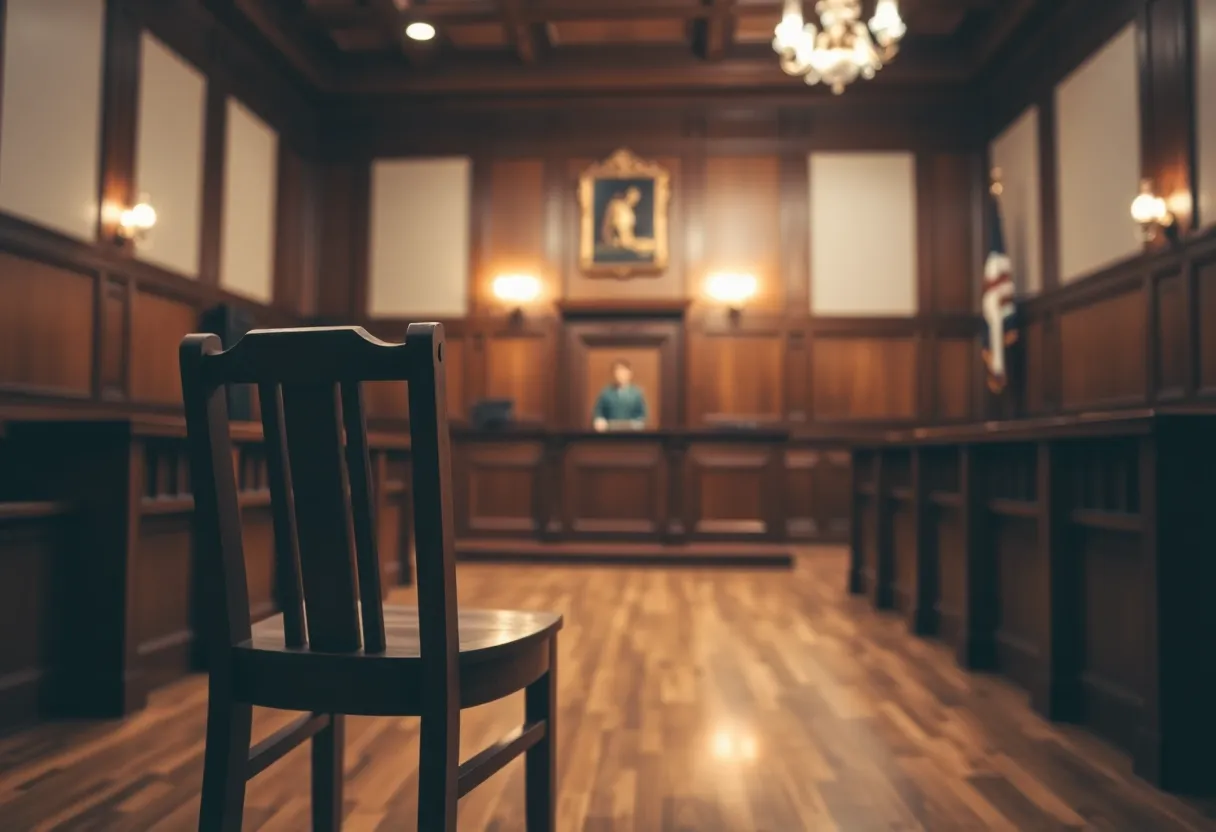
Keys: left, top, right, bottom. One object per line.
{"left": 848, "top": 408, "right": 1216, "bottom": 795}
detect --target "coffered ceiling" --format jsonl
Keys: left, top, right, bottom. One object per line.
{"left": 209, "top": 0, "right": 1053, "bottom": 96}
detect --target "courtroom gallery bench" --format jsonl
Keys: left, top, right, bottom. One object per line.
{"left": 0, "top": 411, "right": 412, "bottom": 724}
{"left": 848, "top": 409, "right": 1216, "bottom": 795}
{"left": 0, "top": 500, "right": 73, "bottom": 734}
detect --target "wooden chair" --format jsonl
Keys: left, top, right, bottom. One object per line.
{"left": 179, "top": 324, "right": 562, "bottom": 831}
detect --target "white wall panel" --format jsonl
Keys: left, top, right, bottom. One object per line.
{"left": 1197, "top": 0, "right": 1216, "bottom": 229}
{"left": 220, "top": 99, "right": 279, "bottom": 305}
{"left": 809, "top": 152, "right": 918, "bottom": 316}
{"left": 990, "top": 107, "right": 1043, "bottom": 295}
{"left": 0, "top": 0, "right": 104, "bottom": 240}
{"left": 1055, "top": 24, "right": 1142, "bottom": 282}
{"left": 134, "top": 34, "right": 206, "bottom": 277}
{"left": 368, "top": 158, "right": 471, "bottom": 318}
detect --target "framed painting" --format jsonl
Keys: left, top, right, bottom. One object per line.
{"left": 578, "top": 148, "right": 670, "bottom": 277}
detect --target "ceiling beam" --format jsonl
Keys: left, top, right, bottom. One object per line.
{"left": 967, "top": 0, "right": 1042, "bottom": 69}
{"left": 704, "top": 0, "right": 736, "bottom": 61}
{"left": 501, "top": 0, "right": 549, "bottom": 64}
{"left": 225, "top": 0, "right": 333, "bottom": 87}
{"left": 385, "top": 0, "right": 721, "bottom": 26}
{"left": 340, "top": 46, "right": 969, "bottom": 95}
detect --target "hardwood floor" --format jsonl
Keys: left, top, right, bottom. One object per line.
{"left": 1, "top": 548, "right": 1213, "bottom": 831}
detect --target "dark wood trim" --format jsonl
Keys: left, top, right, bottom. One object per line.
{"left": 348, "top": 160, "right": 372, "bottom": 321}
{"left": 779, "top": 152, "right": 810, "bottom": 317}
{"left": 1037, "top": 93, "right": 1061, "bottom": 293}
{"left": 1141, "top": 0, "right": 1199, "bottom": 235}
{"left": 97, "top": 0, "right": 142, "bottom": 248}
{"left": 198, "top": 84, "right": 227, "bottom": 288}
{"left": 542, "top": 156, "right": 565, "bottom": 314}
{"left": 325, "top": 86, "right": 981, "bottom": 160}
{"left": 1138, "top": 2, "right": 1155, "bottom": 202}
{"left": 556, "top": 299, "right": 689, "bottom": 320}
{"left": 915, "top": 153, "right": 938, "bottom": 421}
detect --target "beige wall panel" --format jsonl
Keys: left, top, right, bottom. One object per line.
{"left": 368, "top": 158, "right": 472, "bottom": 318}
{"left": 134, "top": 33, "right": 206, "bottom": 277}
{"left": 810, "top": 153, "right": 918, "bottom": 316}
{"left": 0, "top": 0, "right": 104, "bottom": 241}
{"left": 1055, "top": 24, "right": 1142, "bottom": 283}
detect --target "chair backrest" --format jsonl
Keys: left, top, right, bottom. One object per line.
{"left": 179, "top": 325, "right": 457, "bottom": 678}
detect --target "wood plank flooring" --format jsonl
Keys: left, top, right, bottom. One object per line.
{"left": 1, "top": 548, "right": 1213, "bottom": 830}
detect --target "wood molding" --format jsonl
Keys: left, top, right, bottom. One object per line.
{"left": 199, "top": 85, "right": 227, "bottom": 288}
{"left": 556, "top": 299, "right": 689, "bottom": 319}
{"left": 98, "top": 0, "right": 141, "bottom": 247}
{"left": 1140, "top": 0, "right": 1198, "bottom": 234}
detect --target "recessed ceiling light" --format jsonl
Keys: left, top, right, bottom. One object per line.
{"left": 405, "top": 22, "right": 436, "bottom": 42}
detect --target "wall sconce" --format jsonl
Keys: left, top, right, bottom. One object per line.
{"left": 492, "top": 273, "right": 541, "bottom": 311}
{"left": 705, "top": 272, "right": 758, "bottom": 312}
{"left": 1130, "top": 178, "right": 1178, "bottom": 244}
{"left": 114, "top": 198, "right": 157, "bottom": 243}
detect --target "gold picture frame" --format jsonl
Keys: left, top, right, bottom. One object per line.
{"left": 578, "top": 148, "right": 670, "bottom": 278}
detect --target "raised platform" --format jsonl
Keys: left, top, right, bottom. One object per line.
{"left": 456, "top": 539, "right": 795, "bottom": 568}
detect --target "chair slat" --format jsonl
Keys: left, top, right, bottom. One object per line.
{"left": 257, "top": 382, "right": 307, "bottom": 648}
{"left": 340, "top": 382, "right": 387, "bottom": 653}
{"left": 281, "top": 382, "right": 363, "bottom": 653}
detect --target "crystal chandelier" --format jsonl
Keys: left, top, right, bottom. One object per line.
{"left": 773, "top": 0, "right": 906, "bottom": 94}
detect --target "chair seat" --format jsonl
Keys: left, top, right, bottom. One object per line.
{"left": 229, "top": 605, "right": 562, "bottom": 716}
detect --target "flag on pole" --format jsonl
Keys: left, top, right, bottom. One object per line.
{"left": 981, "top": 191, "right": 1018, "bottom": 394}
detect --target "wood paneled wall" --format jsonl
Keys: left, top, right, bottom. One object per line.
{"left": 0, "top": 0, "right": 325, "bottom": 733}
{"left": 322, "top": 103, "right": 984, "bottom": 429}
{"left": 0, "top": 0, "right": 321, "bottom": 417}
{"left": 982, "top": 0, "right": 1216, "bottom": 418}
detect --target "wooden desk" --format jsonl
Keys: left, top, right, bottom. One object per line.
{"left": 451, "top": 428, "right": 851, "bottom": 562}
{"left": 848, "top": 409, "right": 1216, "bottom": 794}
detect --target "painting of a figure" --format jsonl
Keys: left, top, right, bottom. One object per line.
{"left": 595, "top": 179, "right": 657, "bottom": 264}
{"left": 579, "top": 149, "right": 670, "bottom": 276}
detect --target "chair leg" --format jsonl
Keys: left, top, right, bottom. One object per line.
{"left": 525, "top": 637, "right": 558, "bottom": 832}
{"left": 417, "top": 709, "right": 460, "bottom": 832}
{"left": 312, "top": 713, "right": 344, "bottom": 831}
{"left": 198, "top": 694, "right": 253, "bottom": 832}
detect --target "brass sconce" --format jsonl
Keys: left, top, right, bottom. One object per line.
{"left": 492, "top": 273, "right": 541, "bottom": 317}
{"left": 705, "top": 272, "right": 757, "bottom": 315}
{"left": 112, "top": 197, "right": 157, "bottom": 244}
{"left": 1130, "top": 179, "right": 1178, "bottom": 244}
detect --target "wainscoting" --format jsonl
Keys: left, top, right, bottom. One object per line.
{"left": 0, "top": 414, "right": 411, "bottom": 732}
{"left": 850, "top": 410, "right": 1216, "bottom": 795}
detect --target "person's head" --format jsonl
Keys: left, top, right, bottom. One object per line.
{"left": 625, "top": 186, "right": 642, "bottom": 206}
{"left": 611, "top": 360, "right": 633, "bottom": 387}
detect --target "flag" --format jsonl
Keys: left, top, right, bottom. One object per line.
{"left": 981, "top": 192, "right": 1018, "bottom": 394}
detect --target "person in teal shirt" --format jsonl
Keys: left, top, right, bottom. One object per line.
{"left": 592, "top": 360, "right": 648, "bottom": 431}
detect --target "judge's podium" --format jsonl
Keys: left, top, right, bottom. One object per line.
{"left": 449, "top": 426, "right": 852, "bottom": 566}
